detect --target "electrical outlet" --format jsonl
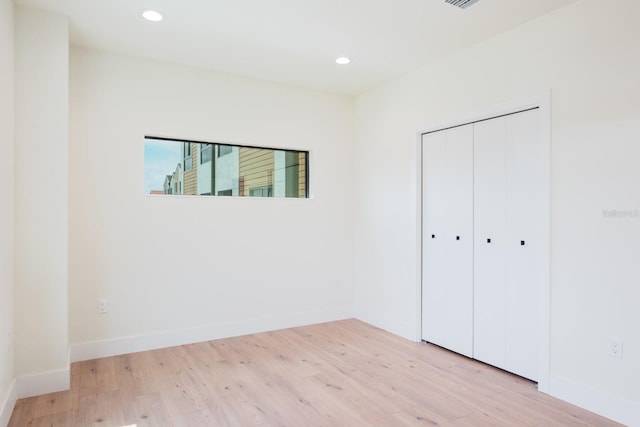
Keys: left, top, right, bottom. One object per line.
{"left": 608, "top": 337, "right": 622, "bottom": 359}
{"left": 98, "top": 299, "right": 108, "bottom": 314}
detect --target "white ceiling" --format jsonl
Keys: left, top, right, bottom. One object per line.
{"left": 15, "top": 0, "right": 579, "bottom": 95}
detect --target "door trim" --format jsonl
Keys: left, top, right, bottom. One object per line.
{"left": 415, "top": 91, "right": 551, "bottom": 393}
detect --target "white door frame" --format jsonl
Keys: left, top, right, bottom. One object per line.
{"left": 415, "top": 91, "right": 551, "bottom": 393}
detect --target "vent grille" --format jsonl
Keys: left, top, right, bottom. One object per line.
{"left": 445, "top": 0, "right": 481, "bottom": 9}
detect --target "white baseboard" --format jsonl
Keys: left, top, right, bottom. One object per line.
{"left": 0, "top": 380, "right": 17, "bottom": 427}
{"left": 71, "top": 307, "right": 353, "bottom": 363}
{"left": 16, "top": 368, "right": 70, "bottom": 399}
{"left": 550, "top": 374, "right": 640, "bottom": 426}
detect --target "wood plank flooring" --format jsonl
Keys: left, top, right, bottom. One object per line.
{"left": 9, "top": 319, "right": 621, "bottom": 426}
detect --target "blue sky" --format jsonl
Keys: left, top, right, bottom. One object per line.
{"left": 144, "top": 139, "right": 182, "bottom": 194}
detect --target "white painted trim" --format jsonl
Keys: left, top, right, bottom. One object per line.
{"left": 416, "top": 90, "right": 552, "bottom": 393}
{"left": 0, "top": 380, "right": 17, "bottom": 427}
{"left": 16, "top": 368, "right": 70, "bottom": 399}
{"left": 71, "top": 307, "right": 352, "bottom": 362}
{"left": 550, "top": 375, "right": 640, "bottom": 426}
{"left": 415, "top": 130, "right": 424, "bottom": 343}
{"left": 537, "top": 91, "right": 552, "bottom": 394}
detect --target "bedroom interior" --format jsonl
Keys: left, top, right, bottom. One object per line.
{"left": 1, "top": 0, "right": 639, "bottom": 425}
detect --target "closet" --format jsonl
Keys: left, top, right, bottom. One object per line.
{"left": 421, "top": 107, "right": 546, "bottom": 381}
{"left": 421, "top": 124, "right": 474, "bottom": 358}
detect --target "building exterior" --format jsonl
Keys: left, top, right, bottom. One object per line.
{"left": 162, "top": 141, "right": 307, "bottom": 197}
{"left": 182, "top": 142, "right": 198, "bottom": 195}
{"left": 162, "top": 175, "right": 172, "bottom": 194}
{"left": 171, "top": 162, "right": 182, "bottom": 195}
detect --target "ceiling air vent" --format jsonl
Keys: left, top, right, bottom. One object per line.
{"left": 445, "top": 0, "right": 481, "bottom": 9}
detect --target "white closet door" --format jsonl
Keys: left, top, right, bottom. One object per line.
{"left": 444, "top": 125, "right": 474, "bottom": 357}
{"left": 422, "top": 125, "right": 474, "bottom": 357}
{"left": 422, "top": 107, "right": 546, "bottom": 381}
{"left": 421, "top": 131, "right": 447, "bottom": 347}
{"left": 473, "top": 117, "right": 507, "bottom": 368}
{"left": 505, "top": 108, "right": 542, "bottom": 381}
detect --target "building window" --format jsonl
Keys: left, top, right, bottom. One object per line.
{"left": 183, "top": 142, "right": 193, "bottom": 171}
{"left": 144, "top": 136, "right": 308, "bottom": 198}
{"left": 250, "top": 186, "right": 272, "bottom": 197}
{"left": 200, "top": 144, "right": 212, "bottom": 164}
{"left": 218, "top": 145, "right": 232, "bottom": 157}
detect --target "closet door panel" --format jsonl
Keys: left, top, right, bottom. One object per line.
{"left": 421, "top": 125, "right": 474, "bottom": 358}
{"left": 473, "top": 117, "right": 507, "bottom": 367}
{"left": 505, "top": 108, "right": 541, "bottom": 381}
{"left": 443, "top": 124, "right": 474, "bottom": 357}
{"left": 421, "top": 132, "right": 447, "bottom": 346}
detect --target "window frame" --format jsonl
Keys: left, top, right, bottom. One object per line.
{"left": 146, "top": 136, "right": 309, "bottom": 198}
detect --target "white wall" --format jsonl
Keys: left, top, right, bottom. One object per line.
{"left": 0, "top": 0, "right": 15, "bottom": 423}
{"left": 69, "top": 48, "right": 354, "bottom": 357}
{"left": 354, "top": 0, "right": 640, "bottom": 424}
{"left": 14, "top": 6, "right": 69, "bottom": 397}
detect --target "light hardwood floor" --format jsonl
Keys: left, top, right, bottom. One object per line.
{"left": 9, "top": 319, "right": 621, "bottom": 426}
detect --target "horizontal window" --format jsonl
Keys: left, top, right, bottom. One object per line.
{"left": 144, "top": 136, "right": 308, "bottom": 198}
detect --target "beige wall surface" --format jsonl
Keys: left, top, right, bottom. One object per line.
{"left": 354, "top": 0, "right": 640, "bottom": 423}
{"left": 0, "top": 0, "right": 15, "bottom": 421}
{"left": 68, "top": 47, "right": 355, "bottom": 346}
{"left": 14, "top": 6, "right": 69, "bottom": 393}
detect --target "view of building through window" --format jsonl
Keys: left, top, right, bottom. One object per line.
{"left": 144, "top": 137, "right": 308, "bottom": 198}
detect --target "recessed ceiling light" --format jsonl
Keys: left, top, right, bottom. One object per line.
{"left": 142, "top": 9, "right": 163, "bottom": 22}
{"left": 336, "top": 57, "right": 351, "bottom": 65}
